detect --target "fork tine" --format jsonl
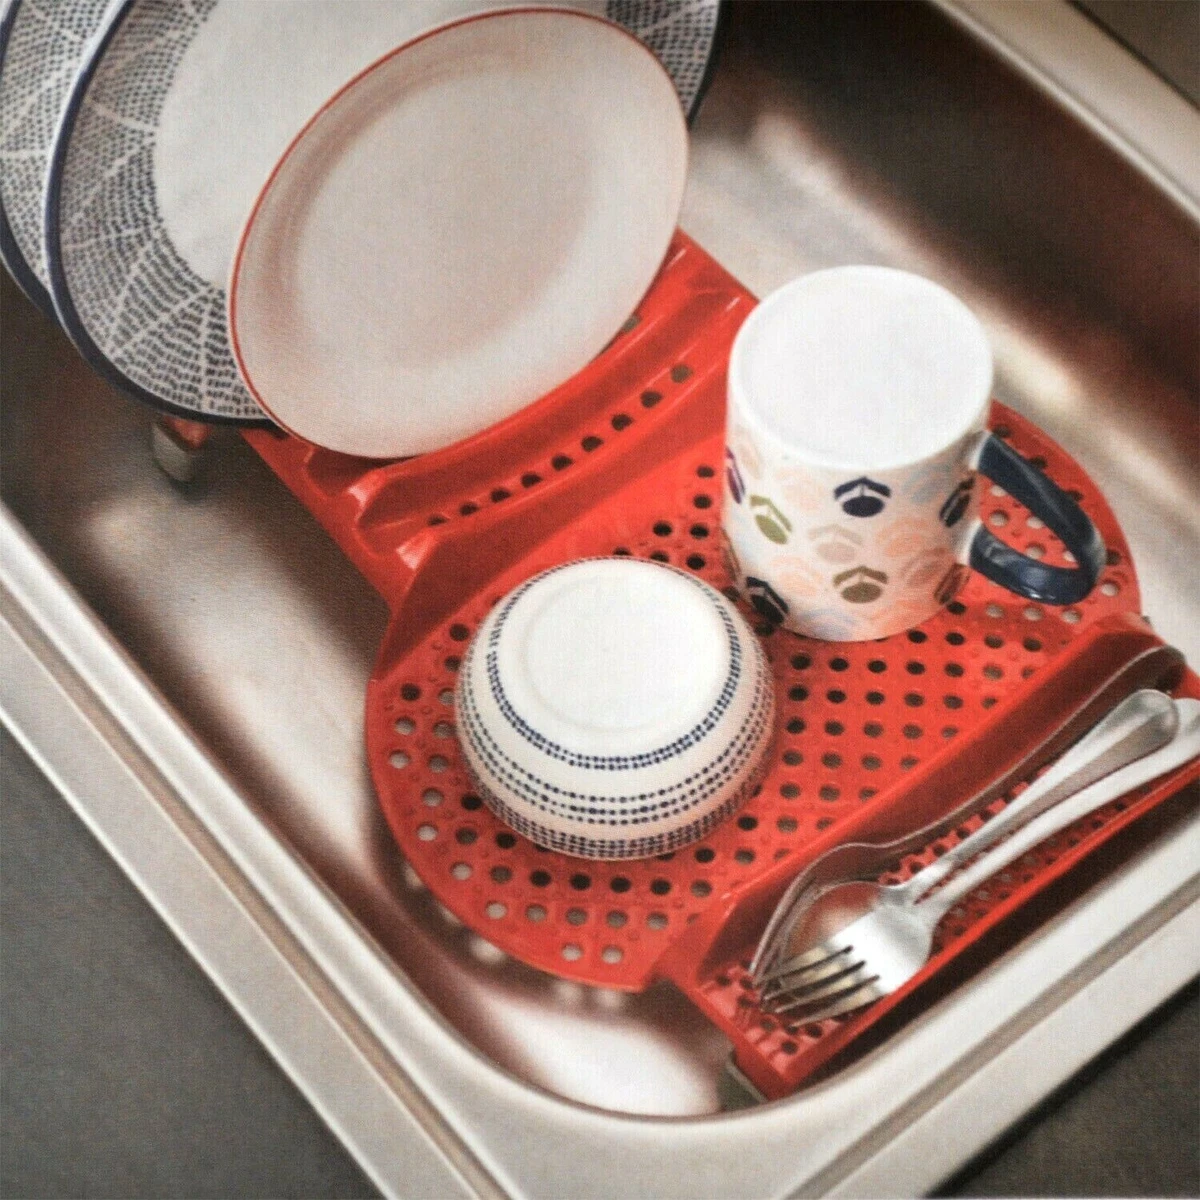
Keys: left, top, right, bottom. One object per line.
{"left": 784, "top": 974, "right": 885, "bottom": 1023}
{"left": 765, "top": 959, "right": 872, "bottom": 1012}
{"left": 759, "top": 939, "right": 851, "bottom": 988}
{"left": 759, "top": 944, "right": 857, "bottom": 1002}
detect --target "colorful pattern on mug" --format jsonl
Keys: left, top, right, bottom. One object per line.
{"left": 939, "top": 476, "right": 975, "bottom": 527}
{"left": 725, "top": 448, "right": 746, "bottom": 504}
{"left": 935, "top": 562, "right": 971, "bottom": 605}
{"left": 745, "top": 576, "right": 789, "bottom": 626}
{"left": 750, "top": 496, "right": 791, "bottom": 544}
{"left": 834, "top": 476, "right": 891, "bottom": 517}
{"left": 808, "top": 524, "right": 863, "bottom": 564}
{"left": 833, "top": 565, "right": 889, "bottom": 604}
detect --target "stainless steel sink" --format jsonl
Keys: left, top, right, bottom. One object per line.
{"left": 2, "top": 2, "right": 1197, "bottom": 1195}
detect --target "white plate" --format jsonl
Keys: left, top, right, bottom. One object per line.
{"left": 229, "top": 8, "right": 688, "bottom": 457}
{"left": 42, "top": 0, "right": 717, "bottom": 426}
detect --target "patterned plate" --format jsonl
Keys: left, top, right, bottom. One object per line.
{"left": 43, "top": 0, "right": 721, "bottom": 425}
{"left": 0, "top": 0, "right": 114, "bottom": 316}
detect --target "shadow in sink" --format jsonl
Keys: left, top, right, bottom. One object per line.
{"left": 2, "top": 0, "right": 1196, "bottom": 1117}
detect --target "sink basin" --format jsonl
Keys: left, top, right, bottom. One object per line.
{"left": 2, "top": 2, "right": 1196, "bottom": 1194}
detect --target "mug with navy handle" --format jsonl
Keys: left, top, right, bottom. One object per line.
{"left": 722, "top": 266, "right": 1105, "bottom": 641}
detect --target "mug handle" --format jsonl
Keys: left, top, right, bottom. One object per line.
{"left": 968, "top": 433, "right": 1106, "bottom": 605}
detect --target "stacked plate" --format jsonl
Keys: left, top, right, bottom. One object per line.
{"left": 0, "top": 0, "right": 720, "bottom": 453}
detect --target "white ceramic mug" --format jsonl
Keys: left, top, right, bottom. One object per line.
{"left": 721, "top": 267, "right": 1105, "bottom": 641}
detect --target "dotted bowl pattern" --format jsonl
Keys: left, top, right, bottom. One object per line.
{"left": 456, "top": 560, "right": 776, "bottom": 860}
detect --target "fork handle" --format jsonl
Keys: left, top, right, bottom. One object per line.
{"left": 919, "top": 699, "right": 1200, "bottom": 924}
{"left": 903, "top": 689, "right": 1177, "bottom": 906}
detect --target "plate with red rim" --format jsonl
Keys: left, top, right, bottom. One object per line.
{"left": 229, "top": 8, "right": 689, "bottom": 458}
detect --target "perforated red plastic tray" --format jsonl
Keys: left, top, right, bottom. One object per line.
{"left": 244, "top": 233, "right": 1199, "bottom": 1099}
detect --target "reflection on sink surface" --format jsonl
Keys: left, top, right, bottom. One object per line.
{"left": 2, "top": 1, "right": 1197, "bottom": 1116}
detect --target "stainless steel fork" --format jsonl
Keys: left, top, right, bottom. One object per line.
{"left": 759, "top": 695, "right": 1200, "bottom": 1020}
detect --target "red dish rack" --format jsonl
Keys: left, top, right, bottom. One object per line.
{"left": 243, "top": 232, "right": 1199, "bottom": 1100}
